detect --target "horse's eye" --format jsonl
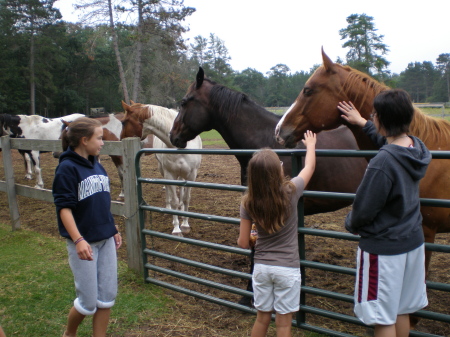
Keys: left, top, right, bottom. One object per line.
{"left": 303, "top": 87, "right": 313, "bottom": 96}
{"left": 180, "top": 98, "right": 187, "bottom": 107}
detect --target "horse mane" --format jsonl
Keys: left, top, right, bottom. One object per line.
{"left": 146, "top": 105, "right": 178, "bottom": 133}
{"left": 341, "top": 65, "right": 388, "bottom": 110}
{"left": 207, "top": 80, "right": 264, "bottom": 121}
{"left": 342, "top": 65, "right": 450, "bottom": 146}
{"left": 410, "top": 109, "right": 450, "bottom": 146}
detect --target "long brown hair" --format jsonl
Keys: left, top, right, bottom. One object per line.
{"left": 61, "top": 117, "right": 102, "bottom": 151}
{"left": 242, "top": 149, "right": 295, "bottom": 234}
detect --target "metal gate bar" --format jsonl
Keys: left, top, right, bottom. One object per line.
{"left": 135, "top": 148, "right": 450, "bottom": 336}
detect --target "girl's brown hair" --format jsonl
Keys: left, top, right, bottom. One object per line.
{"left": 242, "top": 149, "right": 295, "bottom": 234}
{"left": 61, "top": 117, "right": 102, "bottom": 151}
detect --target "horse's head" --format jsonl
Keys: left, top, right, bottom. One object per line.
{"left": 1, "top": 114, "right": 21, "bottom": 137}
{"left": 120, "top": 101, "right": 148, "bottom": 140}
{"left": 170, "top": 67, "right": 214, "bottom": 148}
{"left": 275, "top": 49, "right": 353, "bottom": 148}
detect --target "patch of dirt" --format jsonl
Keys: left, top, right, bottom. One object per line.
{"left": 0, "top": 147, "right": 449, "bottom": 336}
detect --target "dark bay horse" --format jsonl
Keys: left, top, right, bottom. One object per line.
{"left": 169, "top": 67, "right": 367, "bottom": 305}
{"left": 170, "top": 67, "right": 367, "bottom": 213}
{"left": 275, "top": 49, "right": 450, "bottom": 278}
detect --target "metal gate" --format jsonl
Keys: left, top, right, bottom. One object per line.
{"left": 135, "top": 148, "right": 450, "bottom": 337}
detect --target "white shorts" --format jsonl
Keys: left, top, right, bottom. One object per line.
{"left": 252, "top": 263, "right": 301, "bottom": 314}
{"left": 354, "top": 244, "right": 428, "bottom": 325}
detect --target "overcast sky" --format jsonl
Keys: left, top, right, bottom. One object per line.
{"left": 56, "top": 0, "right": 450, "bottom": 75}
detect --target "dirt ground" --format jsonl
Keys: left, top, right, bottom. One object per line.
{"left": 0, "top": 146, "right": 449, "bottom": 336}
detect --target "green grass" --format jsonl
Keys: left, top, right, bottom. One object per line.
{"left": 0, "top": 223, "right": 171, "bottom": 336}
{"left": 200, "top": 129, "right": 226, "bottom": 147}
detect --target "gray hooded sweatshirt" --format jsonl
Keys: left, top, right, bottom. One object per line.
{"left": 345, "top": 121, "right": 431, "bottom": 255}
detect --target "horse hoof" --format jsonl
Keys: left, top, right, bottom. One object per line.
{"left": 34, "top": 184, "right": 44, "bottom": 189}
{"left": 180, "top": 225, "right": 190, "bottom": 234}
{"left": 116, "top": 196, "right": 125, "bottom": 202}
{"left": 171, "top": 231, "right": 183, "bottom": 237}
{"left": 238, "top": 296, "right": 253, "bottom": 308}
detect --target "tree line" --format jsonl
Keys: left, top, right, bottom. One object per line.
{"left": 0, "top": 1, "right": 448, "bottom": 118}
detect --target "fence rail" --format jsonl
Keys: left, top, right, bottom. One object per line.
{"left": 135, "top": 147, "right": 450, "bottom": 337}
{"left": 0, "top": 135, "right": 143, "bottom": 273}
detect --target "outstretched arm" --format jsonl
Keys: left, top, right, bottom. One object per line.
{"left": 298, "top": 130, "right": 316, "bottom": 187}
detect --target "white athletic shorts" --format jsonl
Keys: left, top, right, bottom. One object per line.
{"left": 252, "top": 263, "right": 301, "bottom": 314}
{"left": 354, "top": 244, "right": 428, "bottom": 325}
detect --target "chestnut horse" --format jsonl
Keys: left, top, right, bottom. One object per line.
{"left": 120, "top": 101, "right": 202, "bottom": 236}
{"left": 275, "top": 49, "right": 450, "bottom": 276}
{"left": 169, "top": 67, "right": 368, "bottom": 305}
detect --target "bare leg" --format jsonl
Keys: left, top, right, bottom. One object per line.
{"left": 251, "top": 311, "right": 271, "bottom": 337}
{"left": 395, "top": 314, "right": 410, "bottom": 337}
{"left": 93, "top": 308, "right": 111, "bottom": 337}
{"left": 275, "top": 312, "right": 292, "bottom": 337}
{"left": 374, "top": 324, "right": 396, "bottom": 337}
{"left": 64, "top": 306, "right": 85, "bottom": 337}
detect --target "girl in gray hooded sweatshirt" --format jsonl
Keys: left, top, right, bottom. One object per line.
{"left": 337, "top": 89, "right": 431, "bottom": 337}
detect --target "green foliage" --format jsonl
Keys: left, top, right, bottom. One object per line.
{"left": 0, "top": 3, "right": 448, "bottom": 118}
{"left": 0, "top": 222, "right": 171, "bottom": 336}
{"left": 339, "top": 13, "right": 390, "bottom": 79}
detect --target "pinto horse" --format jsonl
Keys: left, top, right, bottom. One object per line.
{"left": 121, "top": 101, "right": 202, "bottom": 236}
{"left": 1, "top": 113, "right": 84, "bottom": 188}
{"left": 57, "top": 113, "right": 144, "bottom": 201}
{"left": 275, "top": 49, "right": 450, "bottom": 278}
{"left": 169, "top": 67, "right": 368, "bottom": 305}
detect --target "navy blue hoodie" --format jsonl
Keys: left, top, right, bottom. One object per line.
{"left": 53, "top": 147, "right": 117, "bottom": 242}
{"left": 345, "top": 121, "right": 431, "bottom": 255}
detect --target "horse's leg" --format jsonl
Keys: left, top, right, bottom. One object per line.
{"left": 20, "top": 150, "right": 33, "bottom": 180}
{"left": 180, "top": 185, "right": 191, "bottom": 234}
{"left": 110, "top": 155, "right": 124, "bottom": 201}
{"left": 167, "top": 183, "right": 182, "bottom": 236}
{"left": 238, "top": 247, "right": 255, "bottom": 307}
{"left": 32, "top": 151, "right": 44, "bottom": 189}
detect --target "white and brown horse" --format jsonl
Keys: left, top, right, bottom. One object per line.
{"left": 59, "top": 113, "right": 154, "bottom": 201}
{"left": 121, "top": 101, "right": 202, "bottom": 236}
{"left": 1, "top": 113, "right": 85, "bottom": 188}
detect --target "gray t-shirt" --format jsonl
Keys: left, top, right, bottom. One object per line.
{"left": 240, "top": 176, "right": 304, "bottom": 268}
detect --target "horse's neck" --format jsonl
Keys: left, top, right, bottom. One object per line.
{"left": 143, "top": 112, "right": 175, "bottom": 148}
{"left": 344, "top": 79, "right": 384, "bottom": 150}
{"left": 213, "top": 104, "right": 282, "bottom": 149}
{"left": 409, "top": 109, "right": 450, "bottom": 149}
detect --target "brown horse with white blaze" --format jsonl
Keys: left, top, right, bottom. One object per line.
{"left": 275, "top": 49, "right": 450, "bottom": 277}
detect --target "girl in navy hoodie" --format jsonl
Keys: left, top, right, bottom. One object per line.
{"left": 53, "top": 117, "right": 122, "bottom": 337}
{"left": 338, "top": 89, "right": 431, "bottom": 337}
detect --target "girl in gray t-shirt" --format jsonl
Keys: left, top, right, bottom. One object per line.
{"left": 237, "top": 131, "right": 316, "bottom": 337}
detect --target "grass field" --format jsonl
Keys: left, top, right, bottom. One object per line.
{"left": 0, "top": 222, "right": 171, "bottom": 336}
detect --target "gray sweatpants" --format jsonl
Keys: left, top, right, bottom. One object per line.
{"left": 67, "top": 237, "right": 118, "bottom": 315}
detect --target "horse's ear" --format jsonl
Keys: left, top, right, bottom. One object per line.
{"left": 62, "top": 119, "right": 70, "bottom": 127}
{"left": 322, "top": 47, "right": 337, "bottom": 73}
{"left": 121, "top": 100, "right": 130, "bottom": 111}
{"left": 196, "top": 67, "right": 204, "bottom": 89}
{"left": 130, "top": 100, "right": 135, "bottom": 105}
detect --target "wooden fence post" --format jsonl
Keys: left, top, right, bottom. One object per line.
{"left": 122, "top": 137, "right": 143, "bottom": 273}
{"left": 1, "top": 135, "right": 21, "bottom": 230}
